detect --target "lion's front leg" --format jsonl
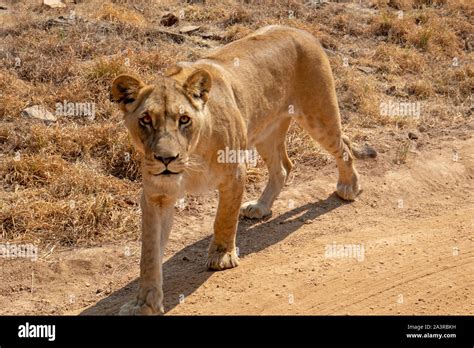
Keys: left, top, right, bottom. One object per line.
{"left": 207, "top": 166, "right": 245, "bottom": 271}
{"left": 119, "top": 193, "right": 174, "bottom": 315}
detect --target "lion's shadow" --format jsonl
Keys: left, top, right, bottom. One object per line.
{"left": 79, "top": 192, "right": 346, "bottom": 315}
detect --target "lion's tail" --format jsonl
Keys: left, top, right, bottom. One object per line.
{"left": 342, "top": 135, "right": 377, "bottom": 160}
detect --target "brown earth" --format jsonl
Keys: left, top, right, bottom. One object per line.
{"left": 1, "top": 130, "right": 472, "bottom": 315}
{"left": 1, "top": 0, "right": 472, "bottom": 316}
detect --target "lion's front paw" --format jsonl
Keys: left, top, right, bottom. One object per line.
{"left": 240, "top": 200, "right": 271, "bottom": 219}
{"left": 336, "top": 174, "right": 360, "bottom": 201}
{"left": 206, "top": 245, "right": 239, "bottom": 271}
{"left": 119, "top": 286, "right": 164, "bottom": 316}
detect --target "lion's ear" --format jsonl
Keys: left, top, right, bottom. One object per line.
{"left": 183, "top": 69, "right": 212, "bottom": 107}
{"left": 111, "top": 75, "right": 145, "bottom": 112}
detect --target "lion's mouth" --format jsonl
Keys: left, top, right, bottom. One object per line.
{"left": 155, "top": 169, "right": 181, "bottom": 176}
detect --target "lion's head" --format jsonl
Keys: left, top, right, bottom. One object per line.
{"left": 111, "top": 67, "right": 212, "bottom": 194}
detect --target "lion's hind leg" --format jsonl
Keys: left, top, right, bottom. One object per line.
{"left": 297, "top": 113, "right": 360, "bottom": 201}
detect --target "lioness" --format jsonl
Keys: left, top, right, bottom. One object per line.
{"left": 111, "top": 25, "right": 375, "bottom": 315}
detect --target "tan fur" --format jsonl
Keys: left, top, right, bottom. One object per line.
{"left": 111, "top": 25, "right": 375, "bottom": 315}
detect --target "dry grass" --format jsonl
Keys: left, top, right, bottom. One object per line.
{"left": 98, "top": 3, "right": 147, "bottom": 26}
{"left": 1, "top": 0, "right": 472, "bottom": 248}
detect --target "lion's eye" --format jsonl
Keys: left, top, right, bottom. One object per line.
{"left": 179, "top": 115, "right": 191, "bottom": 126}
{"left": 139, "top": 114, "right": 152, "bottom": 127}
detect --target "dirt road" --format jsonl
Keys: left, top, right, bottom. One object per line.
{"left": 1, "top": 134, "right": 473, "bottom": 315}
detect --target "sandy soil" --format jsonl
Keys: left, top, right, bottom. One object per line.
{"left": 1, "top": 130, "right": 472, "bottom": 315}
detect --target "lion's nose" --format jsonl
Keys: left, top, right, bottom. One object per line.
{"left": 154, "top": 153, "right": 179, "bottom": 165}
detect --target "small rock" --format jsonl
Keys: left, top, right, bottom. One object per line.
{"left": 105, "top": 288, "right": 111, "bottom": 295}
{"left": 22, "top": 105, "right": 57, "bottom": 122}
{"left": 357, "top": 66, "right": 375, "bottom": 74}
{"left": 96, "top": 288, "right": 103, "bottom": 294}
{"left": 44, "top": 16, "right": 75, "bottom": 28}
{"left": 160, "top": 13, "right": 179, "bottom": 27}
{"left": 408, "top": 131, "right": 418, "bottom": 140}
{"left": 179, "top": 25, "right": 200, "bottom": 34}
{"left": 43, "top": 0, "right": 66, "bottom": 8}
{"left": 386, "top": 86, "right": 396, "bottom": 95}
{"left": 417, "top": 125, "right": 427, "bottom": 132}
{"left": 85, "top": 282, "right": 90, "bottom": 287}
{"left": 182, "top": 256, "right": 190, "bottom": 261}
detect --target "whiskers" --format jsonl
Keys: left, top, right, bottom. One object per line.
{"left": 143, "top": 159, "right": 161, "bottom": 171}
{"left": 184, "top": 154, "right": 206, "bottom": 174}
{"left": 141, "top": 154, "right": 206, "bottom": 176}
